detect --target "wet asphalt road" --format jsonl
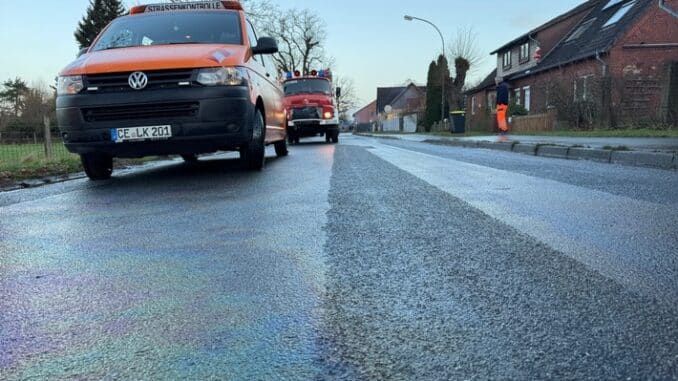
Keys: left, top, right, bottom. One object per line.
{"left": 1, "top": 135, "right": 677, "bottom": 380}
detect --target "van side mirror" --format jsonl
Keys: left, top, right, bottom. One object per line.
{"left": 252, "top": 37, "right": 278, "bottom": 55}
{"left": 77, "top": 47, "right": 89, "bottom": 58}
{"left": 336, "top": 87, "right": 342, "bottom": 98}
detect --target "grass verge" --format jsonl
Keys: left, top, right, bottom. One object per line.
{"left": 1, "top": 143, "right": 171, "bottom": 188}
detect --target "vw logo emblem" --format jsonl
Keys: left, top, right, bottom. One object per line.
{"left": 128, "top": 71, "right": 148, "bottom": 90}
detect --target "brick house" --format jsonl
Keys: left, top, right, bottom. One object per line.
{"left": 376, "top": 83, "right": 427, "bottom": 132}
{"left": 467, "top": 0, "right": 678, "bottom": 131}
{"left": 353, "top": 100, "right": 377, "bottom": 124}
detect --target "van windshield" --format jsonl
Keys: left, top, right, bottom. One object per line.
{"left": 92, "top": 11, "right": 242, "bottom": 51}
{"left": 284, "top": 79, "right": 332, "bottom": 96}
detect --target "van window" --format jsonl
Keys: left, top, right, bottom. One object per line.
{"left": 93, "top": 11, "right": 242, "bottom": 51}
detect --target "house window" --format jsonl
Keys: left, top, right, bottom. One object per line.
{"left": 574, "top": 75, "right": 595, "bottom": 101}
{"left": 487, "top": 92, "right": 497, "bottom": 113}
{"left": 502, "top": 51, "right": 512, "bottom": 69}
{"left": 565, "top": 19, "right": 596, "bottom": 42}
{"left": 514, "top": 89, "right": 521, "bottom": 105}
{"left": 519, "top": 42, "right": 530, "bottom": 63}
{"left": 602, "top": 0, "right": 624, "bottom": 10}
{"left": 523, "top": 86, "right": 531, "bottom": 111}
{"left": 471, "top": 96, "right": 476, "bottom": 116}
{"left": 603, "top": 1, "right": 636, "bottom": 27}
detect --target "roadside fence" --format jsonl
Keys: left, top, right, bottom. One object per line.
{"left": 0, "top": 119, "right": 76, "bottom": 171}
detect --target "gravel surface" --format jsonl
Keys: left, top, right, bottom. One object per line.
{"left": 318, "top": 144, "right": 678, "bottom": 380}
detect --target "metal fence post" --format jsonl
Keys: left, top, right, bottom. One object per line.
{"left": 43, "top": 116, "right": 53, "bottom": 160}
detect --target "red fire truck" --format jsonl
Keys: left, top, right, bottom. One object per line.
{"left": 282, "top": 69, "right": 341, "bottom": 144}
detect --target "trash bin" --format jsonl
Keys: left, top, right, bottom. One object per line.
{"left": 450, "top": 111, "right": 466, "bottom": 134}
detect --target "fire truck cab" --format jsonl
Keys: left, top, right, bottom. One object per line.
{"left": 283, "top": 70, "right": 341, "bottom": 144}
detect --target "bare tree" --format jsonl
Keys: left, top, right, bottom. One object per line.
{"left": 334, "top": 76, "right": 359, "bottom": 121}
{"left": 167, "top": 0, "right": 277, "bottom": 27}
{"left": 264, "top": 8, "right": 329, "bottom": 73}
{"left": 445, "top": 27, "right": 484, "bottom": 110}
{"left": 447, "top": 27, "right": 485, "bottom": 78}
{"left": 166, "top": 1, "right": 330, "bottom": 74}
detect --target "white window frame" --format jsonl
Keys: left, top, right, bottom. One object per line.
{"left": 471, "top": 96, "right": 476, "bottom": 115}
{"left": 523, "top": 86, "right": 531, "bottom": 111}
{"left": 603, "top": 0, "right": 624, "bottom": 10}
{"left": 503, "top": 51, "right": 512, "bottom": 69}
{"left": 519, "top": 42, "right": 530, "bottom": 63}
{"left": 603, "top": 1, "right": 636, "bottom": 28}
{"left": 514, "top": 89, "right": 521, "bottom": 105}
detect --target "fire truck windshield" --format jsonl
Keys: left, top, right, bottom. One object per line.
{"left": 92, "top": 11, "right": 242, "bottom": 51}
{"left": 284, "top": 78, "right": 332, "bottom": 96}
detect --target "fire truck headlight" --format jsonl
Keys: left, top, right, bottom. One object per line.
{"left": 197, "top": 67, "right": 246, "bottom": 86}
{"left": 57, "top": 76, "right": 84, "bottom": 95}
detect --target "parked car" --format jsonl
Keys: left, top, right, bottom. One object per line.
{"left": 56, "top": 1, "right": 287, "bottom": 180}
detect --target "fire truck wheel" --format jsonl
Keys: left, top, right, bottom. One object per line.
{"left": 81, "top": 153, "right": 113, "bottom": 181}
{"left": 240, "top": 109, "right": 266, "bottom": 170}
{"left": 274, "top": 138, "right": 288, "bottom": 157}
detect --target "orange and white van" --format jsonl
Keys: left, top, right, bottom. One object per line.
{"left": 56, "top": 1, "right": 287, "bottom": 180}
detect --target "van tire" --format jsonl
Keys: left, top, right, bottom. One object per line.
{"left": 240, "top": 109, "right": 266, "bottom": 170}
{"left": 81, "top": 153, "right": 113, "bottom": 180}
{"left": 274, "top": 138, "right": 288, "bottom": 157}
{"left": 181, "top": 154, "right": 198, "bottom": 162}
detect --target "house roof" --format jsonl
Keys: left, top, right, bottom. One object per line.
{"left": 524, "top": 0, "right": 653, "bottom": 76}
{"left": 352, "top": 100, "right": 376, "bottom": 117}
{"left": 466, "top": 69, "right": 498, "bottom": 94}
{"left": 490, "top": 0, "right": 599, "bottom": 54}
{"left": 376, "top": 83, "right": 425, "bottom": 114}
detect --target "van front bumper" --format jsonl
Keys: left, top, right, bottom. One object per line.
{"left": 56, "top": 86, "right": 254, "bottom": 158}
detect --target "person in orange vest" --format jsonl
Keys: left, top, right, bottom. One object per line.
{"left": 496, "top": 78, "right": 510, "bottom": 133}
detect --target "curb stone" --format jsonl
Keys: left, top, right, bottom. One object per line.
{"left": 355, "top": 133, "right": 676, "bottom": 170}
{"left": 611, "top": 150, "right": 675, "bottom": 169}
{"left": 567, "top": 147, "right": 612, "bottom": 163}
{"left": 536, "top": 145, "right": 570, "bottom": 159}
{"left": 1, "top": 172, "right": 87, "bottom": 193}
{"left": 513, "top": 143, "right": 538, "bottom": 155}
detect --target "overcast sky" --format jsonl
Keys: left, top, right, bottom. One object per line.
{"left": 0, "top": 0, "right": 583, "bottom": 108}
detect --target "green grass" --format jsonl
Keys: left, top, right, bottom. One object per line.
{"left": 0, "top": 142, "right": 177, "bottom": 186}
{"left": 0, "top": 143, "right": 81, "bottom": 183}
{"left": 416, "top": 128, "right": 678, "bottom": 138}
{"left": 502, "top": 129, "right": 678, "bottom": 138}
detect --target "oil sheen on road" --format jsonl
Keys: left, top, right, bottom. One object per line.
{"left": 0, "top": 146, "right": 333, "bottom": 380}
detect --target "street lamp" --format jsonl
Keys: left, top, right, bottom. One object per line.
{"left": 404, "top": 15, "right": 446, "bottom": 124}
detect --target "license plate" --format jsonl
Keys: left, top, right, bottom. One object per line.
{"left": 111, "top": 125, "right": 172, "bottom": 143}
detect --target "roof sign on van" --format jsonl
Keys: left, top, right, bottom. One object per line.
{"left": 131, "top": 1, "right": 243, "bottom": 14}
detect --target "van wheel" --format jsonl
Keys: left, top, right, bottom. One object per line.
{"left": 81, "top": 153, "right": 113, "bottom": 180}
{"left": 181, "top": 154, "right": 198, "bottom": 162}
{"left": 240, "top": 109, "right": 265, "bottom": 170}
{"left": 274, "top": 138, "right": 288, "bottom": 157}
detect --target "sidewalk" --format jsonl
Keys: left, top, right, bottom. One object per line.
{"left": 356, "top": 133, "right": 678, "bottom": 170}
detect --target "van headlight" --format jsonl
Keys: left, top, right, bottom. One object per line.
{"left": 197, "top": 67, "right": 246, "bottom": 86}
{"left": 57, "top": 75, "right": 84, "bottom": 95}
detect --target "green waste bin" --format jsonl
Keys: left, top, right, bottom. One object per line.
{"left": 450, "top": 111, "right": 466, "bottom": 134}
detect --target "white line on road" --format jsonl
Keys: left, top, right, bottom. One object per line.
{"left": 367, "top": 142, "right": 678, "bottom": 303}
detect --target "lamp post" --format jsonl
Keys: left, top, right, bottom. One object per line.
{"left": 404, "top": 15, "right": 446, "bottom": 124}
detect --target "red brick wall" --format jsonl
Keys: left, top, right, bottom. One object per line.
{"left": 511, "top": 59, "right": 602, "bottom": 115}
{"left": 353, "top": 101, "right": 377, "bottom": 124}
{"left": 608, "top": 1, "right": 678, "bottom": 121}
